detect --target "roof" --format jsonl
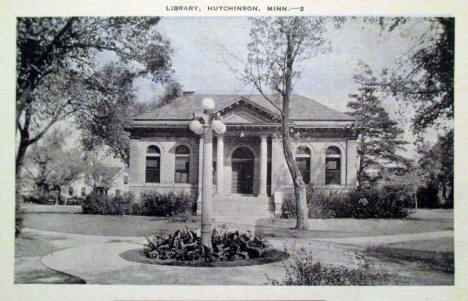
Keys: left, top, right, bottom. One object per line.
{"left": 133, "top": 94, "right": 353, "bottom": 121}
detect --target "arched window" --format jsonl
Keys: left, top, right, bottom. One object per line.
{"left": 326, "top": 146, "right": 341, "bottom": 185}
{"left": 146, "top": 145, "right": 161, "bottom": 183}
{"left": 295, "top": 146, "right": 311, "bottom": 184}
{"left": 174, "top": 145, "right": 190, "bottom": 183}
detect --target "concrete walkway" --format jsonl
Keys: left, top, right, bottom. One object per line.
{"left": 313, "top": 230, "right": 454, "bottom": 246}
{"left": 29, "top": 226, "right": 453, "bottom": 285}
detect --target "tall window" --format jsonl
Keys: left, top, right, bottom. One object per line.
{"left": 81, "top": 187, "right": 86, "bottom": 197}
{"left": 174, "top": 145, "right": 190, "bottom": 183}
{"left": 295, "top": 146, "right": 311, "bottom": 184}
{"left": 146, "top": 145, "right": 161, "bottom": 183}
{"left": 326, "top": 146, "right": 341, "bottom": 185}
{"left": 68, "top": 186, "right": 73, "bottom": 196}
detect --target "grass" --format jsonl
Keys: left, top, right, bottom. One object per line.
{"left": 23, "top": 212, "right": 200, "bottom": 236}
{"left": 256, "top": 209, "right": 453, "bottom": 240}
{"left": 23, "top": 209, "right": 453, "bottom": 239}
{"left": 120, "top": 248, "right": 289, "bottom": 267}
{"left": 365, "top": 238, "right": 454, "bottom": 274}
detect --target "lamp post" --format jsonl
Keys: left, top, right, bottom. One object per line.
{"left": 189, "top": 98, "right": 226, "bottom": 249}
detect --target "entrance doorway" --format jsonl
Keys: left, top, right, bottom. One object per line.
{"left": 231, "top": 147, "right": 254, "bottom": 194}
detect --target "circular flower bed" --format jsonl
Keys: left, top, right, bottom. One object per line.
{"left": 120, "top": 228, "right": 288, "bottom": 267}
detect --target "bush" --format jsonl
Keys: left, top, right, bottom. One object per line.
{"left": 272, "top": 251, "right": 392, "bottom": 285}
{"left": 331, "top": 188, "right": 412, "bottom": 218}
{"left": 138, "top": 192, "right": 195, "bottom": 217}
{"left": 23, "top": 191, "right": 56, "bottom": 205}
{"left": 142, "top": 228, "right": 273, "bottom": 262}
{"left": 281, "top": 185, "right": 414, "bottom": 219}
{"left": 65, "top": 197, "right": 84, "bottom": 205}
{"left": 81, "top": 191, "right": 136, "bottom": 215}
{"left": 281, "top": 186, "right": 343, "bottom": 219}
{"left": 416, "top": 183, "right": 440, "bottom": 208}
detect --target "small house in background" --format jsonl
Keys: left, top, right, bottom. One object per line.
{"left": 62, "top": 166, "right": 128, "bottom": 202}
{"left": 107, "top": 167, "right": 129, "bottom": 196}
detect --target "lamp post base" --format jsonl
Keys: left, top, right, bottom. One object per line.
{"left": 200, "top": 223, "right": 212, "bottom": 249}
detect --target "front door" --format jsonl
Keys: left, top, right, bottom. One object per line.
{"left": 231, "top": 147, "right": 254, "bottom": 194}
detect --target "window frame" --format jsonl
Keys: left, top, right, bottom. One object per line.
{"left": 174, "top": 145, "right": 190, "bottom": 184}
{"left": 295, "top": 146, "right": 312, "bottom": 184}
{"left": 146, "top": 145, "right": 161, "bottom": 183}
{"left": 325, "top": 146, "right": 341, "bottom": 185}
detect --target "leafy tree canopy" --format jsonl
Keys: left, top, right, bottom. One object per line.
{"left": 76, "top": 63, "right": 182, "bottom": 165}
{"left": 16, "top": 17, "right": 174, "bottom": 175}
{"left": 417, "top": 129, "right": 453, "bottom": 206}
{"left": 361, "top": 17, "right": 454, "bottom": 134}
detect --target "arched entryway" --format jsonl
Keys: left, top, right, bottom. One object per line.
{"left": 231, "top": 147, "right": 254, "bottom": 194}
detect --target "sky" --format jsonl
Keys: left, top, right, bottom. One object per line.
{"left": 135, "top": 17, "right": 416, "bottom": 113}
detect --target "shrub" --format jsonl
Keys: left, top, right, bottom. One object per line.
{"left": 65, "top": 197, "right": 84, "bottom": 205}
{"left": 281, "top": 186, "right": 341, "bottom": 219}
{"left": 416, "top": 183, "right": 440, "bottom": 208}
{"left": 281, "top": 185, "right": 413, "bottom": 219}
{"left": 142, "top": 228, "right": 273, "bottom": 262}
{"left": 272, "top": 251, "right": 392, "bottom": 285}
{"left": 138, "top": 192, "right": 195, "bottom": 217}
{"left": 81, "top": 191, "right": 136, "bottom": 215}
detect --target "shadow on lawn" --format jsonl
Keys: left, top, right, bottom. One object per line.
{"left": 364, "top": 246, "right": 454, "bottom": 274}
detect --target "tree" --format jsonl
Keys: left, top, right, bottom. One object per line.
{"left": 417, "top": 129, "right": 453, "bottom": 207}
{"left": 366, "top": 17, "right": 454, "bottom": 134}
{"left": 158, "top": 81, "right": 183, "bottom": 108}
{"left": 76, "top": 63, "right": 137, "bottom": 165}
{"left": 77, "top": 64, "right": 183, "bottom": 165}
{"left": 16, "top": 17, "right": 173, "bottom": 177}
{"left": 82, "top": 151, "right": 118, "bottom": 190}
{"left": 347, "top": 63, "right": 410, "bottom": 186}
{"left": 23, "top": 129, "right": 86, "bottom": 204}
{"left": 242, "top": 17, "right": 332, "bottom": 230}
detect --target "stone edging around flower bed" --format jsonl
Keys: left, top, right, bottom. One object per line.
{"left": 119, "top": 248, "right": 289, "bottom": 267}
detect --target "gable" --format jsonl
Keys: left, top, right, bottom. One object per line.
{"left": 222, "top": 106, "right": 275, "bottom": 124}
{"left": 216, "top": 98, "right": 279, "bottom": 124}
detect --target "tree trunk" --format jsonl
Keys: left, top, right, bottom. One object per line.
{"left": 281, "top": 93, "right": 309, "bottom": 230}
{"left": 16, "top": 138, "right": 29, "bottom": 178}
{"left": 283, "top": 135, "right": 308, "bottom": 230}
{"left": 56, "top": 185, "right": 61, "bottom": 205}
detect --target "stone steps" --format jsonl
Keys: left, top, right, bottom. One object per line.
{"left": 212, "top": 196, "right": 273, "bottom": 224}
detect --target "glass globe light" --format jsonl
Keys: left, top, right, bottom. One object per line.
{"left": 212, "top": 119, "right": 226, "bottom": 135}
{"left": 201, "top": 97, "right": 215, "bottom": 113}
{"left": 189, "top": 119, "right": 204, "bottom": 135}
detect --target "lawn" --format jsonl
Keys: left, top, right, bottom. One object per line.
{"left": 23, "top": 212, "right": 200, "bottom": 236}
{"left": 22, "top": 209, "right": 453, "bottom": 238}
{"left": 256, "top": 209, "right": 453, "bottom": 240}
